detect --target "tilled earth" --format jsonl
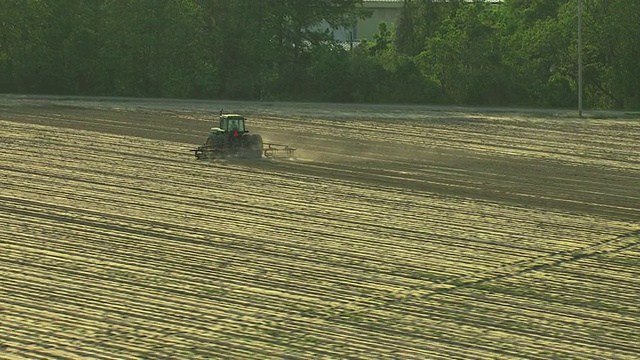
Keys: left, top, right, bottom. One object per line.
{"left": 1, "top": 96, "right": 639, "bottom": 359}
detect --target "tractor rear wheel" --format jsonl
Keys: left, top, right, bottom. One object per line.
{"left": 243, "top": 134, "right": 263, "bottom": 158}
{"left": 204, "top": 133, "right": 228, "bottom": 158}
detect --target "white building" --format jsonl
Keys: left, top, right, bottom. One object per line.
{"left": 329, "top": 0, "right": 503, "bottom": 43}
{"left": 331, "top": 0, "right": 403, "bottom": 43}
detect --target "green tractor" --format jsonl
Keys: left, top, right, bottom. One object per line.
{"left": 192, "top": 112, "right": 295, "bottom": 160}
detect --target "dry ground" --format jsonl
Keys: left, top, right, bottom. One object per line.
{"left": 1, "top": 95, "right": 639, "bottom": 359}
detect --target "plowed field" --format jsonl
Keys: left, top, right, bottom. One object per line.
{"left": 1, "top": 96, "right": 639, "bottom": 359}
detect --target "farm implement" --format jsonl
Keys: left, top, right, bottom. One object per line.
{"left": 191, "top": 112, "right": 296, "bottom": 160}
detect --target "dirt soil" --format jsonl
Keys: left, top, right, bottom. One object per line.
{"left": 1, "top": 95, "right": 639, "bottom": 359}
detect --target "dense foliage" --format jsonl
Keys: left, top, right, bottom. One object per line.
{"left": 1, "top": 0, "right": 638, "bottom": 109}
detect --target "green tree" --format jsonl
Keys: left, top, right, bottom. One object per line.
{"left": 395, "top": 0, "right": 462, "bottom": 56}
{"left": 579, "top": 0, "right": 640, "bottom": 109}
{"left": 496, "top": 0, "right": 574, "bottom": 107}
{"left": 197, "top": 0, "right": 366, "bottom": 100}
{"left": 0, "top": 0, "right": 51, "bottom": 92}
{"left": 99, "top": 0, "right": 216, "bottom": 98}
{"left": 369, "top": 22, "right": 392, "bottom": 55}
{"left": 43, "top": 0, "right": 102, "bottom": 94}
{"left": 416, "top": 1, "right": 510, "bottom": 104}
{"left": 307, "top": 44, "right": 353, "bottom": 102}
{"left": 268, "top": 0, "right": 366, "bottom": 99}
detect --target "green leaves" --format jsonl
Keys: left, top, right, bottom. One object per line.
{"left": 1, "top": 0, "right": 638, "bottom": 109}
{"left": 0, "top": 0, "right": 51, "bottom": 92}
{"left": 579, "top": 0, "right": 640, "bottom": 109}
{"left": 99, "top": 0, "right": 216, "bottom": 98}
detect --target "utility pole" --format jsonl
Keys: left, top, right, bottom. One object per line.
{"left": 578, "top": 0, "right": 583, "bottom": 117}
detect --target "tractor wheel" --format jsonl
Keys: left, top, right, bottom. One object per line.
{"left": 243, "top": 134, "right": 263, "bottom": 159}
{"left": 204, "top": 133, "right": 227, "bottom": 158}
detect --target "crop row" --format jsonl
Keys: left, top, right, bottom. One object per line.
{"left": 1, "top": 109, "right": 638, "bottom": 359}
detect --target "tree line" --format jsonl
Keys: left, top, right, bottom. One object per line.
{"left": 1, "top": 0, "right": 638, "bottom": 109}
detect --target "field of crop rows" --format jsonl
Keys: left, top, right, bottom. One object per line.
{"left": 1, "top": 97, "right": 638, "bottom": 359}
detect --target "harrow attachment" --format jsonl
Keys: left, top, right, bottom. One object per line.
{"left": 191, "top": 143, "right": 296, "bottom": 160}
{"left": 262, "top": 143, "right": 296, "bottom": 159}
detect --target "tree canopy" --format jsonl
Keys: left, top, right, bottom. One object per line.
{"left": 1, "top": 0, "right": 638, "bottom": 109}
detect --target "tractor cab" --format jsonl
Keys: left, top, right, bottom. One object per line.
{"left": 219, "top": 114, "right": 247, "bottom": 135}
